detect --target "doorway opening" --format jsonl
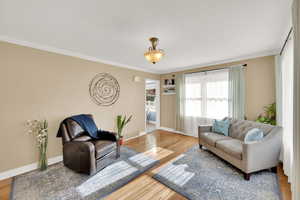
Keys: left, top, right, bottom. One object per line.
{"left": 145, "top": 79, "right": 160, "bottom": 133}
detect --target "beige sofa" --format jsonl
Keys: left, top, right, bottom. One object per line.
{"left": 198, "top": 119, "right": 282, "bottom": 180}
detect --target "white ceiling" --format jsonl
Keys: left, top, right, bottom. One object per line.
{"left": 0, "top": 0, "right": 292, "bottom": 74}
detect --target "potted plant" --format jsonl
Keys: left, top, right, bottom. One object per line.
{"left": 116, "top": 115, "right": 132, "bottom": 145}
{"left": 256, "top": 103, "right": 276, "bottom": 125}
{"left": 26, "top": 119, "right": 49, "bottom": 171}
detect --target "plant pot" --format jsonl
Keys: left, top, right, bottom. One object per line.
{"left": 118, "top": 137, "right": 124, "bottom": 145}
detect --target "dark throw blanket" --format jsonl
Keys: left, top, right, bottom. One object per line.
{"left": 70, "top": 114, "right": 99, "bottom": 138}
{"left": 57, "top": 114, "right": 117, "bottom": 141}
{"left": 56, "top": 114, "right": 99, "bottom": 139}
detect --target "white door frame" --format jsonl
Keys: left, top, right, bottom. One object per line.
{"left": 145, "top": 79, "right": 160, "bottom": 132}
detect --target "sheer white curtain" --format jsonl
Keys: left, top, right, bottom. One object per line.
{"left": 183, "top": 69, "right": 229, "bottom": 136}
{"left": 228, "top": 65, "right": 245, "bottom": 119}
{"left": 292, "top": 0, "right": 300, "bottom": 198}
{"left": 275, "top": 55, "right": 283, "bottom": 127}
{"left": 279, "top": 30, "right": 294, "bottom": 183}
{"left": 175, "top": 73, "right": 185, "bottom": 132}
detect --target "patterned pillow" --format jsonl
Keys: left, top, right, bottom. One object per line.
{"left": 244, "top": 128, "right": 264, "bottom": 143}
{"left": 212, "top": 119, "right": 230, "bottom": 136}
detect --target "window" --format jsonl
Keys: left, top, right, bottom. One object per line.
{"left": 184, "top": 69, "right": 229, "bottom": 121}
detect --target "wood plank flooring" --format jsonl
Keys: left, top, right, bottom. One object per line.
{"left": 0, "top": 178, "right": 11, "bottom": 200}
{"left": 0, "top": 130, "right": 292, "bottom": 200}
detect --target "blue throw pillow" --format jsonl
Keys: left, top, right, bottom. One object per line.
{"left": 244, "top": 128, "right": 264, "bottom": 143}
{"left": 212, "top": 119, "right": 230, "bottom": 136}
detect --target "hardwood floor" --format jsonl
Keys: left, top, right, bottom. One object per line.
{"left": 0, "top": 130, "right": 292, "bottom": 200}
{"left": 278, "top": 163, "right": 292, "bottom": 200}
{"left": 0, "top": 178, "right": 11, "bottom": 200}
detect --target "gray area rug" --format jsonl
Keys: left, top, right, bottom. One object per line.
{"left": 153, "top": 145, "right": 281, "bottom": 200}
{"left": 11, "top": 146, "right": 158, "bottom": 200}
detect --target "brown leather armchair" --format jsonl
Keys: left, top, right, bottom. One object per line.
{"left": 57, "top": 115, "right": 119, "bottom": 175}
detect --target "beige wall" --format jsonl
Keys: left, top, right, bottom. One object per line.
{"left": 0, "top": 41, "right": 159, "bottom": 173}
{"left": 0, "top": 41, "right": 276, "bottom": 173}
{"left": 161, "top": 56, "right": 276, "bottom": 129}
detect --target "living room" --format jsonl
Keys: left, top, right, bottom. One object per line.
{"left": 0, "top": 0, "right": 299, "bottom": 200}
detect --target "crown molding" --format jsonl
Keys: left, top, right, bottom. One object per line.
{"left": 0, "top": 35, "right": 279, "bottom": 75}
{"left": 159, "top": 50, "right": 280, "bottom": 74}
{"left": 0, "top": 35, "right": 160, "bottom": 74}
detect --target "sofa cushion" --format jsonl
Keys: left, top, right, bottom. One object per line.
{"left": 212, "top": 119, "right": 230, "bottom": 136}
{"left": 244, "top": 128, "right": 264, "bottom": 143}
{"left": 93, "top": 140, "right": 116, "bottom": 159}
{"left": 216, "top": 139, "right": 243, "bottom": 160}
{"left": 229, "top": 119, "right": 274, "bottom": 141}
{"left": 200, "top": 132, "right": 231, "bottom": 146}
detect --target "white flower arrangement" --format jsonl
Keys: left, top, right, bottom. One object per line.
{"left": 26, "top": 119, "right": 49, "bottom": 170}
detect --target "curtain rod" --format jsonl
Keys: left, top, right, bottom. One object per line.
{"left": 280, "top": 27, "right": 293, "bottom": 56}
{"left": 185, "top": 64, "right": 247, "bottom": 75}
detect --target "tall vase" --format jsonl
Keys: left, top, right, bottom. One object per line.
{"left": 39, "top": 138, "right": 48, "bottom": 171}
{"left": 117, "top": 130, "right": 124, "bottom": 145}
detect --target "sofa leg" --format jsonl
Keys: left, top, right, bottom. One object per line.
{"left": 244, "top": 173, "right": 251, "bottom": 181}
{"left": 199, "top": 144, "right": 203, "bottom": 149}
{"left": 271, "top": 167, "right": 277, "bottom": 173}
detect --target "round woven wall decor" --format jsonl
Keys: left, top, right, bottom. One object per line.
{"left": 89, "top": 73, "right": 120, "bottom": 106}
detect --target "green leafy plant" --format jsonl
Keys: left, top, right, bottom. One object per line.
{"left": 256, "top": 103, "right": 276, "bottom": 125}
{"left": 116, "top": 115, "right": 132, "bottom": 139}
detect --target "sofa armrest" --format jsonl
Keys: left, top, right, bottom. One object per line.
{"left": 63, "top": 141, "right": 96, "bottom": 174}
{"left": 198, "top": 125, "right": 212, "bottom": 145}
{"left": 198, "top": 125, "right": 212, "bottom": 135}
{"left": 242, "top": 127, "right": 282, "bottom": 173}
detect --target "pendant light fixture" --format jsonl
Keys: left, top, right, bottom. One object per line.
{"left": 144, "top": 37, "right": 165, "bottom": 64}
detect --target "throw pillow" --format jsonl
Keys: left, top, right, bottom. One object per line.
{"left": 244, "top": 128, "right": 264, "bottom": 143}
{"left": 212, "top": 119, "right": 230, "bottom": 136}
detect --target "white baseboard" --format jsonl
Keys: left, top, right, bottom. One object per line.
{"left": 0, "top": 131, "right": 163, "bottom": 181}
{"left": 159, "top": 127, "right": 198, "bottom": 138}
{"left": 0, "top": 155, "right": 63, "bottom": 181}
{"left": 125, "top": 131, "right": 147, "bottom": 141}
{"left": 147, "top": 120, "right": 156, "bottom": 124}
{"left": 159, "top": 127, "right": 185, "bottom": 134}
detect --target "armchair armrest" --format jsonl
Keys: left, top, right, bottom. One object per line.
{"left": 97, "top": 130, "right": 117, "bottom": 141}
{"left": 242, "top": 127, "right": 282, "bottom": 173}
{"left": 63, "top": 141, "right": 96, "bottom": 174}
